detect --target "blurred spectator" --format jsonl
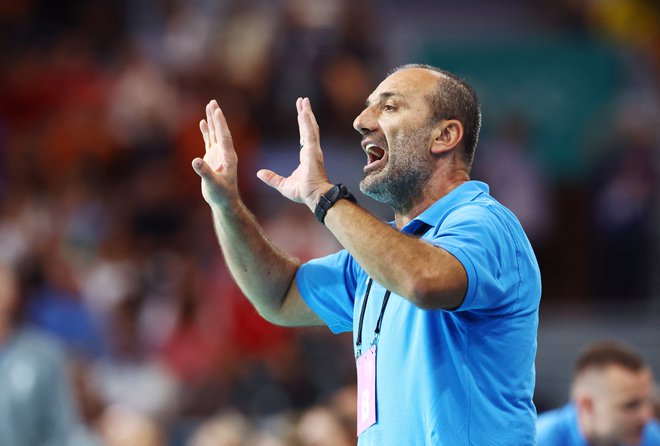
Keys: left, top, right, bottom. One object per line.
{"left": 24, "top": 244, "right": 106, "bottom": 359}
{"left": 589, "top": 112, "right": 658, "bottom": 299}
{"left": 295, "top": 404, "right": 354, "bottom": 446}
{"left": 97, "top": 404, "right": 164, "bottom": 446}
{"left": 90, "top": 294, "right": 180, "bottom": 422}
{"left": 537, "top": 340, "right": 660, "bottom": 446}
{"left": 473, "top": 112, "right": 552, "bottom": 245}
{"left": 0, "top": 260, "right": 95, "bottom": 445}
{"left": 263, "top": 201, "right": 341, "bottom": 262}
{"left": 328, "top": 384, "right": 358, "bottom": 438}
{"left": 107, "top": 48, "right": 179, "bottom": 156}
{"left": 187, "top": 410, "right": 251, "bottom": 446}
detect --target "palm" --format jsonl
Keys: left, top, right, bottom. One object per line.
{"left": 271, "top": 164, "right": 314, "bottom": 204}
{"left": 256, "top": 97, "right": 331, "bottom": 210}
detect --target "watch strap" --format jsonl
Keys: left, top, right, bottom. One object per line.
{"left": 314, "top": 184, "right": 356, "bottom": 224}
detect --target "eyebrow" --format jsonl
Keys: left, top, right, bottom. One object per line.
{"left": 365, "top": 92, "right": 404, "bottom": 107}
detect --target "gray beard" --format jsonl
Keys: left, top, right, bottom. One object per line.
{"left": 359, "top": 136, "right": 432, "bottom": 214}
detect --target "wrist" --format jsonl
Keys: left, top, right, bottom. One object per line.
{"left": 314, "top": 183, "right": 356, "bottom": 224}
{"left": 310, "top": 183, "right": 334, "bottom": 208}
{"left": 210, "top": 193, "right": 242, "bottom": 217}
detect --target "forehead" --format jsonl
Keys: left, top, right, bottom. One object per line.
{"left": 601, "top": 365, "right": 653, "bottom": 401}
{"left": 367, "top": 68, "right": 443, "bottom": 105}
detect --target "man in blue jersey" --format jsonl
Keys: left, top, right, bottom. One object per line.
{"left": 538, "top": 341, "right": 660, "bottom": 446}
{"left": 192, "top": 64, "right": 541, "bottom": 444}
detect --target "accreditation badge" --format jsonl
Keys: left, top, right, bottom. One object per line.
{"left": 356, "top": 344, "right": 377, "bottom": 435}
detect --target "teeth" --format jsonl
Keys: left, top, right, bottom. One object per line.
{"left": 364, "top": 142, "right": 385, "bottom": 164}
{"left": 365, "top": 143, "right": 381, "bottom": 155}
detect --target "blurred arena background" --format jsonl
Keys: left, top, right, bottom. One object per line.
{"left": 0, "top": 0, "right": 658, "bottom": 444}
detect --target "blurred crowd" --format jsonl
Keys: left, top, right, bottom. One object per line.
{"left": 0, "top": 0, "right": 659, "bottom": 444}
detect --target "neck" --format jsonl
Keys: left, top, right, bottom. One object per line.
{"left": 394, "top": 169, "right": 470, "bottom": 228}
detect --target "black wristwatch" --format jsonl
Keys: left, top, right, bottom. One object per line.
{"left": 314, "top": 184, "right": 356, "bottom": 224}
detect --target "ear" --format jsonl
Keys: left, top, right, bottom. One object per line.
{"left": 431, "top": 119, "right": 464, "bottom": 155}
{"left": 575, "top": 394, "right": 594, "bottom": 417}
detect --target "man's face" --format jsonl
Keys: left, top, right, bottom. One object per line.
{"left": 352, "top": 68, "right": 439, "bottom": 212}
{"left": 589, "top": 365, "right": 655, "bottom": 446}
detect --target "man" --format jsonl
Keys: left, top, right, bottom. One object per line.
{"left": 192, "top": 64, "right": 541, "bottom": 444}
{"left": 537, "top": 341, "right": 660, "bottom": 446}
{"left": 0, "top": 261, "right": 92, "bottom": 445}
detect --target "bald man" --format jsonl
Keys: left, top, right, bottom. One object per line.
{"left": 537, "top": 341, "right": 660, "bottom": 446}
{"left": 193, "top": 64, "right": 541, "bottom": 444}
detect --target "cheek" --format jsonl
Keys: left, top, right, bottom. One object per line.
{"left": 606, "top": 408, "right": 637, "bottom": 436}
{"left": 592, "top": 403, "right": 617, "bottom": 432}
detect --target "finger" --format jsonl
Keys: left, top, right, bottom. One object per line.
{"left": 298, "top": 97, "right": 320, "bottom": 151}
{"left": 200, "top": 120, "right": 210, "bottom": 151}
{"left": 303, "top": 97, "right": 320, "bottom": 131}
{"left": 206, "top": 100, "right": 218, "bottom": 145}
{"left": 212, "top": 107, "right": 234, "bottom": 154}
{"left": 295, "top": 97, "right": 304, "bottom": 147}
{"left": 297, "top": 98, "right": 312, "bottom": 150}
{"left": 256, "top": 169, "right": 285, "bottom": 190}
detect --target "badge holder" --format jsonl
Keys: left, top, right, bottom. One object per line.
{"left": 355, "top": 278, "right": 391, "bottom": 436}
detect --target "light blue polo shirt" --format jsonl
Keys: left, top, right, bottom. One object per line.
{"left": 537, "top": 403, "right": 660, "bottom": 446}
{"left": 296, "top": 181, "right": 542, "bottom": 445}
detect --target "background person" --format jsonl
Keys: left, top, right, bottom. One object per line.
{"left": 0, "top": 260, "right": 97, "bottom": 446}
{"left": 537, "top": 340, "right": 660, "bottom": 446}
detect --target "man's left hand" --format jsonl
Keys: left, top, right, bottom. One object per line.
{"left": 257, "top": 97, "right": 334, "bottom": 211}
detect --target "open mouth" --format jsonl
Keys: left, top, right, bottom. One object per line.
{"left": 364, "top": 143, "right": 386, "bottom": 170}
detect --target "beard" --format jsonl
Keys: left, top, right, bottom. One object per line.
{"left": 359, "top": 125, "right": 433, "bottom": 214}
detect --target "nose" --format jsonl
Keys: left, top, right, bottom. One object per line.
{"left": 353, "top": 106, "right": 377, "bottom": 136}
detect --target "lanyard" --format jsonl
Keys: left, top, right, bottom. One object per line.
{"left": 356, "top": 278, "right": 391, "bottom": 356}
{"left": 354, "top": 222, "right": 429, "bottom": 357}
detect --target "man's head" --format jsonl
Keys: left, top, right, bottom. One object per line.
{"left": 353, "top": 64, "right": 481, "bottom": 213}
{"left": 571, "top": 341, "right": 655, "bottom": 446}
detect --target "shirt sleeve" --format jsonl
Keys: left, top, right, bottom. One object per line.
{"left": 295, "top": 249, "right": 357, "bottom": 333}
{"left": 427, "top": 203, "right": 522, "bottom": 312}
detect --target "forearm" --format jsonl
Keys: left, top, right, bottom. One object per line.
{"left": 211, "top": 198, "right": 301, "bottom": 322}
{"left": 194, "top": 99, "right": 327, "bottom": 327}
{"left": 323, "top": 200, "right": 466, "bottom": 309}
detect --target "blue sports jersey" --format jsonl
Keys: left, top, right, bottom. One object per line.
{"left": 296, "top": 181, "right": 542, "bottom": 445}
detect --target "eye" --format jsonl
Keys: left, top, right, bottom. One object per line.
{"left": 621, "top": 399, "right": 645, "bottom": 412}
{"left": 383, "top": 103, "right": 397, "bottom": 112}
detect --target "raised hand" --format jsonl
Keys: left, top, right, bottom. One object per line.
{"left": 257, "top": 97, "right": 333, "bottom": 211}
{"left": 192, "top": 100, "right": 239, "bottom": 208}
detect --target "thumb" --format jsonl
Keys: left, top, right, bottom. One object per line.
{"left": 256, "top": 169, "right": 285, "bottom": 190}
{"left": 192, "top": 157, "right": 213, "bottom": 179}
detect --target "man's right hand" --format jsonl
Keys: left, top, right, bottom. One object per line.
{"left": 190, "top": 100, "right": 322, "bottom": 328}
{"left": 192, "top": 100, "right": 239, "bottom": 209}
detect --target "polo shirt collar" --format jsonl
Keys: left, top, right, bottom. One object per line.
{"left": 401, "top": 181, "right": 489, "bottom": 235}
